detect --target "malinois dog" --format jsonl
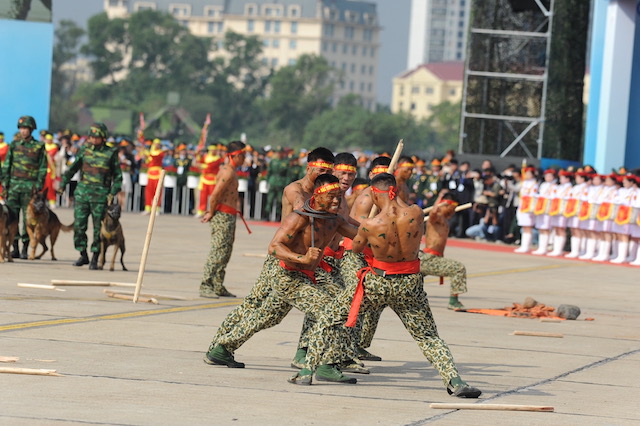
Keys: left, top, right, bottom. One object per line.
{"left": 0, "top": 202, "right": 19, "bottom": 262}
{"left": 26, "top": 188, "right": 73, "bottom": 260}
{"left": 99, "top": 199, "right": 127, "bottom": 271}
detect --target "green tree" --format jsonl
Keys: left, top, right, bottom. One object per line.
{"left": 264, "top": 54, "right": 336, "bottom": 140}
{"left": 50, "top": 19, "right": 85, "bottom": 131}
{"left": 425, "top": 101, "right": 461, "bottom": 152}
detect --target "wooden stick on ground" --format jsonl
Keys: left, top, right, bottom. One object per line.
{"left": 430, "top": 403, "right": 554, "bottom": 412}
{"left": 50, "top": 280, "right": 112, "bottom": 286}
{"left": 0, "top": 367, "right": 62, "bottom": 376}
{"left": 512, "top": 330, "right": 564, "bottom": 338}
{"left": 133, "top": 169, "right": 166, "bottom": 303}
{"left": 105, "top": 291, "right": 158, "bottom": 305}
{"left": 243, "top": 252, "right": 267, "bottom": 258}
{"left": 539, "top": 318, "right": 562, "bottom": 323}
{"left": 103, "top": 289, "right": 189, "bottom": 301}
{"left": 18, "top": 283, "right": 66, "bottom": 292}
{"left": 0, "top": 356, "right": 19, "bottom": 363}
{"left": 369, "top": 139, "right": 404, "bottom": 218}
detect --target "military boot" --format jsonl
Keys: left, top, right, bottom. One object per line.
{"left": 20, "top": 242, "right": 28, "bottom": 259}
{"left": 89, "top": 252, "right": 99, "bottom": 270}
{"left": 73, "top": 250, "right": 89, "bottom": 267}
{"left": 10, "top": 240, "right": 20, "bottom": 259}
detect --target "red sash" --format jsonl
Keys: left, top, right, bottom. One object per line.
{"left": 345, "top": 258, "right": 420, "bottom": 327}
{"left": 596, "top": 202, "right": 613, "bottom": 221}
{"left": 342, "top": 238, "right": 353, "bottom": 250}
{"left": 615, "top": 205, "right": 631, "bottom": 225}
{"left": 578, "top": 201, "right": 591, "bottom": 221}
{"left": 563, "top": 199, "right": 578, "bottom": 218}
{"left": 216, "top": 203, "right": 252, "bottom": 234}
{"left": 520, "top": 196, "right": 533, "bottom": 213}
{"left": 324, "top": 245, "right": 345, "bottom": 260}
{"left": 278, "top": 259, "right": 332, "bottom": 284}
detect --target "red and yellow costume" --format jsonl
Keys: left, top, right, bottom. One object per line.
{"left": 143, "top": 141, "right": 165, "bottom": 212}
{"left": 44, "top": 137, "right": 59, "bottom": 206}
{"left": 196, "top": 145, "right": 224, "bottom": 216}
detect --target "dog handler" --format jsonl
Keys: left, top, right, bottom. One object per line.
{"left": 1, "top": 116, "right": 47, "bottom": 259}
{"left": 59, "top": 123, "right": 121, "bottom": 269}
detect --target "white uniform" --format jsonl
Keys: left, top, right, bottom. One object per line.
{"left": 566, "top": 182, "right": 586, "bottom": 229}
{"left": 550, "top": 181, "right": 572, "bottom": 228}
{"left": 534, "top": 180, "right": 554, "bottom": 230}
{"left": 594, "top": 185, "right": 617, "bottom": 232}
{"left": 578, "top": 184, "right": 602, "bottom": 231}
{"left": 614, "top": 186, "right": 637, "bottom": 236}
{"left": 516, "top": 179, "right": 537, "bottom": 227}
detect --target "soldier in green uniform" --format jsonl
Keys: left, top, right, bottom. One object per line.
{"left": 264, "top": 147, "right": 289, "bottom": 221}
{"left": 417, "top": 158, "right": 444, "bottom": 208}
{"left": 0, "top": 116, "right": 47, "bottom": 259}
{"left": 59, "top": 123, "right": 122, "bottom": 269}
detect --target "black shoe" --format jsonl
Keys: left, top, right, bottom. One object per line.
{"left": 20, "top": 243, "right": 28, "bottom": 260}
{"left": 204, "top": 344, "right": 245, "bottom": 368}
{"left": 10, "top": 241, "right": 19, "bottom": 259}
{"left": 89, "top": 252, "right": 99, "bottom": 270}
{"left": 357, "top": 347, "right": 382, "bottom": 362}
{"left": 73, "top": 250, "right": 89, "bottom": 267}
{"left": 447, "top": 382, "right": 482, "bottom": 398}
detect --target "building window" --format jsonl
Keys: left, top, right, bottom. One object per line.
{"left": 274, "top": 21, "right": 281, "bottom": 33}
{"left": 289, "top": 39, "right": 297, "bottom": 49}
{"left": 412, "top": 86, "right": 420, "bottom": 94}
{"left": 368, "top": 83, "right": 372, "bottom": 92}
{"left": 265, "top": 7, "right": 272, "bottom": 16}
{"left": 208, "top": 22, "right": 215, "bottom": 33}
{"left": 322, "top": 42, "right": 328, "bottom": 51}
{"left": 324, "top": 23, "right": 334, "bottom": 37}
{"left": 449, "top": 89, "right": 457, "bottom": 96}
{"left": 272, "top": 39, "right": 280, "bottom": 48}
{"left": 218, "top": 22, "right": 223, "bottom": 33}
{"left": 340, "top": 80, "right": 345, "bottom": 89}
{"left": 399, "top": 86, "right": 404, "bottom": 96}
{"left": 363, "top": 29, "right": 372, "bottom": 41}
{"left": 265, "top": 20, "right": 271, "bottom": 32}
{"left": 170, "top": 4, "right": 190, "bottom": 16}
{"left": 261, "top": 57, "right": 268, "bottom": 65}
{"left": 428, "top": 104, "right": 434, "bottom": 111}
{"left": 361, "top": 64, "right": 366, "bottom": 74}
{"left": 246, "top": 4, "right": 256, "bottom": 15}
{"left": 370, "top": 47, "right": 375, "bottom": 57}
{"left": 135, "top": 2, "right": 156, "bottom": 11}
{"left": 360, "top": 82, "right": 365, "bottom": 91}
{"left": 349, "top": 81, "right": 354, "bottom": 90}
{"left": 426, "top": 87, "right": 434, "bottom": 94}
{"left": 399, "top": 102, "right": 403, "bottom": 110}
{"left": 247, "top": 19, "right": 254, "bottom": 32}
{"left": 352, "top": 45, "right": 357, "bottom": 55}
{"left": 369, "top": 65, "right": 374, "bottom": 75}
{"left": 263, "top": 39, "right": 270, "bottom": 47}
{"left": 411, "top": 103, "right": 416, "bottom": 111}
{"left": 271, "top": 58, "right": 278, "bottom": 67}
{"left": 341, "top": 62, "right": 346, "bottom": 71}
{"left": 345, "top": 26, "right": 354, "bottom": 39}
{"left": 332, "top": 42, "right": 337, "bottom": 52}
{"left": 350, "top": 63, "right": 355, "bottom": 73}
{"left": 109, "top": 0, "right": 118, "bottom": 6}
{"left": 330, "top": 60, "right": 335, "bottom": 67}
{"left": 362, "top": 46, "right": 367, "bottom": 56}
{"left": 291, "top": 21, "right": 298, "bottom": 34}
{"left": 289, "top": 58, "right": 297, "bottom": 65}
{"left": 289, "top": 6, "right": 300, "bottom": 17}
{"left": 342, "top": 44, "right": 348, "bottom": 54}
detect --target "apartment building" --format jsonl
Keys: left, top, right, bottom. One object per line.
{"left": 104, "top": 0, "right": 380, "bottom": 109}
{"left": 407, "top": 0, "right": 470, "bottom": 69}
{"left": 391, "top": 61, "right": 463, "bottom": 120}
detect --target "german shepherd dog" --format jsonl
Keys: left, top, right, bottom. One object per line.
{"left": 26, "top": 188, "right": 73, "bottom": 260}
{"left": 99, "top": 199, "right": 127, "bottom": 271}
{"left": 0, "top": 202, "right": 19, "bottom": 262}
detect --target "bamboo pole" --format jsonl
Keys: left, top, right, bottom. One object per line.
{"left": 50, "top": 280, "right": 112, "bottom": 286}
{"left": 424, "top": 203, "right": 473, "bottom": 222}
{"left": 512, "top": 331, "right": 564, "bottom": 338}
{"left": 369, "top": 139, "right": 404, "bottom": 218}
{"left": 18, "top": 283, "right": 65, "bottom": 291}
{"left": 243, "top": 252, "right": 267, "bottom": 258}
{"left": 430, "top": 403, "right": 554, "bottom": 412}
{"left": 133, "top": 170, "right": 165, "bottom": 303}
{"left": 0, "top": 356, "right": 19, "bottom": 363}
{"left": 106, "top": 291, "right": 158, "bottom": 305}
{"left": 0, "top": 367, "right": 62, "bottom": 376}
{"left": 103, "top": 289, "right": 189, "bottom": 301}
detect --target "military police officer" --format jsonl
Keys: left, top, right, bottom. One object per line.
{"left": 0, "top": 116, "right": 47, "bottom": 259}
{"left": 59, "top": 123, "right": 122, "bottom": 269}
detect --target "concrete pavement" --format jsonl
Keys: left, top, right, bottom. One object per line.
{"left": 0, "top": 207, "right": 639, "bottom": 425}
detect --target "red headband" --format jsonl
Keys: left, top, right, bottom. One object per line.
{"left": 353, "top": 183, "right": 369, "bottom": 191}
{"left": 438, "top": 199, "right": 459, "bottom": 207}
{"left": 314, "top": 182, "right": 340, "bottom": 194}
{"left": 334, "top": 164, "right": 357, "bottom": 173}
{"left": 371, "top": 185, "right": 396, "bottom": 200}
{"left": 371, "top": 166, "right": 389, "bottom": 175}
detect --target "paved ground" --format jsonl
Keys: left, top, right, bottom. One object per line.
{"left": 1, "top": 208, "right": 639, "bottom": 425}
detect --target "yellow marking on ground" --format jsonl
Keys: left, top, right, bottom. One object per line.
{"left": 424, "top": 263, "right": 568, "bottom": 283}
{"left": 0, "top": 300, "right": 240, "bottom": 333}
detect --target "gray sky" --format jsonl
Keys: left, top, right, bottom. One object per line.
{"left": 52, "top": 0, "right": 410, "bottom": 105}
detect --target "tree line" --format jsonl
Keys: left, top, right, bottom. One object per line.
{"left": 51, "top": 10, "right": 460, "bottom": 154}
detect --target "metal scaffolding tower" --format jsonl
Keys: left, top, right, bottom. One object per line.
{"left": 459, "top": 0, "right": 554, "bottom": 160}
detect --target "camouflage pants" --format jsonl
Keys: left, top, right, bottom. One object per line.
{"left": 418, "top": 251, "right": 468, "bottom": 295}
{"left": 340, "top": 250, "right": 385, "bottom": 349}
{"left": 200, "top": 211, "right": 236, "bottom": 294}
{"left": 73, "top": 193, "right": 107, "bottom": 253}
{"left": 214, "top": 262, "right": 357, "bottom": 365}
{"left": 5, "top": 189, "right": 31, "bottom": 244}
{"left": 306, "top": 272, "right": 460, "bottom": 385}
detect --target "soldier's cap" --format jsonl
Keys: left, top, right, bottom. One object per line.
{"left": 88, "top": 122, "right": 108, "bottom": 139}
{"left": 177, "top": 144, "right": 187, "bottom": 151}
{"left": 71, "top": 134, "right": 80, "bottom": 141}
{"left": 119, "top": 140, "right": 129, "bottom": 147}
{"left": 17, "top": 115, "right": 37, "bottom": 129}
{"left": 431, "top": 158, "right": 441, "bottom": 167}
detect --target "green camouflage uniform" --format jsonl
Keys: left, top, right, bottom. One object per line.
{"left": 306, "top": 271, "right": 460, "bottom": 384}
{"left": 1, "top": 137, "right": 47, "bottom": 244}
{"left": 265, "top": 157, "right": 289, "bottom": 219}
{"left": 417, "top": 174, "right": 443, "bottom": 208}
{"left": 212, "top": 261, "right": 358, "bottom": 365}
{"left": 61, "top": 143, "right": 121, "bottom": 253}
{"left": 200, "top": 210, "right": 236, "bottom": 296}
{"left": 418, "top": 251, "right": 468, "bottom": 295}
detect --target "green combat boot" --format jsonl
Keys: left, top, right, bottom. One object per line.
{"left": 291, "top": 347, "right": 307, "bottom": 369}
{"left": 315, "top": 364, "right": 357, "bottom": 384}
{"left": 287, "top": 368, "right": 313, "bottom": 385}
{"left": 203, "top": 344, "right": 245, "bottom": 368}
{"left": 448, "top": 295, "right": 466, "bottom": 311}
{"left": 447, "top": 376, "right": 482, "bottom": 398}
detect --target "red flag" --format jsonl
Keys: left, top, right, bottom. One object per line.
{"left": 196, "top": 113, "right": 211, "bottom": 152}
